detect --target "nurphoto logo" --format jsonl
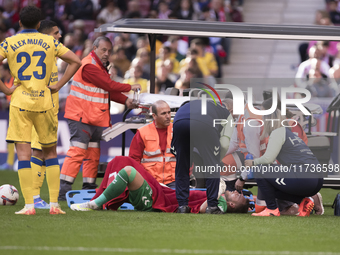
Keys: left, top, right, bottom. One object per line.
{"left": 199, "top": 84, "right": 311, "bottom": 116}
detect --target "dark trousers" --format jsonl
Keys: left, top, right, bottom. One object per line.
{"left": 298, "top": 42, "right": 309, "bottom": 63}
{"left": 257, "top": 187, "right": 295, "bottom": 211}
{"left": 256, "top": 177, "right": 323, "bottom": 209}
{"left": 172, "top": 119, "right": 220, "bottom": 207}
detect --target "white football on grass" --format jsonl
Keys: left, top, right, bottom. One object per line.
{"left": 0, "top": 184, "right": 19, "bottom": 205}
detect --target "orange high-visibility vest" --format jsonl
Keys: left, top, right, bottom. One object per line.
{"left": 64, "top": 54, "right": 110, "bottom": 127}
{"left": 236, "top": 114, "right": 267, "bottom": 157}
{"left": 139, "top": 123, "right": 176, "bottom": 185}
{"left": 291, "top": 121, "right": 308, "bottom": 145}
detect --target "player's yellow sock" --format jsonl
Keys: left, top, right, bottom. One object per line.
{"left": 18, "top": 160, "right": 34, "bottom": 204}
{"left": 45, "top": 158, "right": 60, "bottom": 203}
{"left": 31, "top": 156, "right": 45, "bottom": 197}
{"left": 7, "top": 142, "right": 15, "bottom": 166}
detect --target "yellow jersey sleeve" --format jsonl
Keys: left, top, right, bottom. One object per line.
{"left": 54, "top": 39, "right": 69, "bottom": 58}
{"left": 0, "top": 39, "right": 9, "bottom": 58}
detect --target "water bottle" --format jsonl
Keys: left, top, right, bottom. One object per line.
{"left": 245, "top": 154, "right": 254, "bottom": 179}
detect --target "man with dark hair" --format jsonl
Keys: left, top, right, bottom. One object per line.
{"left": 112, "top": 45, "right": 131, "bottom": 76}
{"left": 58, "top": 36, "right": 141, "bottom": 200}
{"left": 167, "top": 36, "right": 185, "bottom": 62}
{"left": 129, "top": 100, "right": 176, "bottom": 188}
{"left": 0, "top": 6, "right": 81, "bottom": 215}
{"left": 244, "top": 110, "right": 324, "bottom": 217}
{"left": 18, "top": 5, "right": 41, "bottom": 28}
{"left": 38, "top": 20, "right": 61, "bottom": 39}
{"left": 29, "top": 19, "right": 62, "bottom": 210}
{"left": 224, "top": 190, "right": 249, "bottom": 213}
{"left": 156, "top": 45, "right": 180, "bottom": 75}
{"left": 69, "top": 156, "right": 249, "bottom": 214}
{"left": 190, "top": 38, "right": 218, "bottom": 77}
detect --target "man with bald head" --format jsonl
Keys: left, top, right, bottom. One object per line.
{"left": 129, "top": 100, "right": 176, "bottom": 188}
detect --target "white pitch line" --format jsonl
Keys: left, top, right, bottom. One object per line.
{"left": 0, "top": 246, "right": 339, "bottom": 255}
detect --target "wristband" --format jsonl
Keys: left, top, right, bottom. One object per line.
{"left": 238, "top": 176, "right": 245, "bottom": 182}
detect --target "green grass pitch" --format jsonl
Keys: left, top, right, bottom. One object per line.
{"left": 1, "top": 170, "right": 340, "bottom": 255}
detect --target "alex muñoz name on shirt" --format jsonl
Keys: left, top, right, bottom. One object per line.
{"left": 10, "top": 38, "right": 51, "bottom": 52}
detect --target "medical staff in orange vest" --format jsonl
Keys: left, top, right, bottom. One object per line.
{"left": 58, "top": 36, "right": 141, "bottom": 200}
{"left": 129, "top": 100, "right": 176, "bottom": 188}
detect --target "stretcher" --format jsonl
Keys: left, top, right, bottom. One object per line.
{"left": 101, "top": 92, "right": 189, "bottom": 143}
{"left": 65, "top": 189, "right": 134, "bottom": 210}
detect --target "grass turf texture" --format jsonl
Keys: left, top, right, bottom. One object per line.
{"left": 1, "top": 170, "right": 340, "bottom": 255}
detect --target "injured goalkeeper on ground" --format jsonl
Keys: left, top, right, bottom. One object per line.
{"left": 70, "top": 156, "right": 250, "bottom": 214}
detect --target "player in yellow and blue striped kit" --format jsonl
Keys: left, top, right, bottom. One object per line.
{"left": 0, "top": 6, "right": 81, "bottom": 215}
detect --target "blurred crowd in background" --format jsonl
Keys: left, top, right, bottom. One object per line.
{"left": 0, "top": 0, "right": 244, "bottom": 112}
{"left": 1, "top": 0, "right": 340, "bottom": 113}
{"left": 296, "top": 0, "right": 340, "bottom": 98}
